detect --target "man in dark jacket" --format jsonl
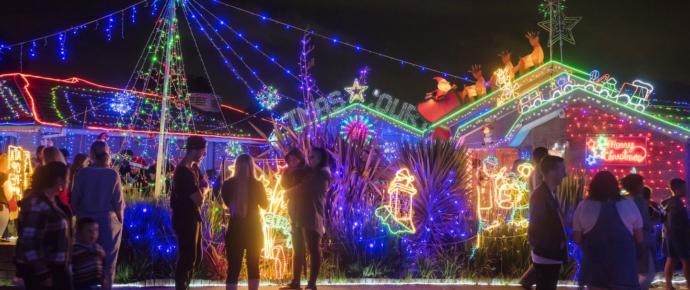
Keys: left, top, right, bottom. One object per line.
{"left": 171, "top": 136, "right": 209, "bottom": 290}
{"left": 528, "top": 155, "right": 567, "bottom": 290}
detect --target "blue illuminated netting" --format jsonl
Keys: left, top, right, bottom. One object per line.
{"left": 123, "top": 202, "right": 177, "bottom": 262}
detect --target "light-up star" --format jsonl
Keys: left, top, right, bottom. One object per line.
{"left": 538, "top": 13, "right": 582, "bottom": 46}
{"left": 345, "top": 79, "right": 368, "bottom": 103}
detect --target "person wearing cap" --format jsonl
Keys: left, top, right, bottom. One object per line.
{"left": 71, "top": 141, "right": 125, "bottom": 290}
{"left": 172, "top": 136, "right": 209, "bottom": 290}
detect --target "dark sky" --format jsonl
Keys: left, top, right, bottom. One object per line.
{"left": 1, "top": 0, "right": 689, "bottom": 115}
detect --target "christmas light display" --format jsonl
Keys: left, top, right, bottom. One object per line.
{"left": 495, "top": 67, "right": 520, "bottom": 106}
{"left": 585, "top": 135, "right": 648, "bottom": 165}
{"left": 375, "top": 168, "right": 418, "bottom": 235}
{"left": 565, "top": 106, "right": 686, "bottom": 195}
{"left": 345, "top": 79, "right": 368, "bottom": 103}
{"left": 255, "top": 85, "right": 281, "bottom": 110}
{"left": 0, "top": 80, "right": 31, "bottom": 121}
{"left": 474, "top": 156, "right": 531, "bottom": 248}
{"left": 224, "top": 140, "right": 243, "bottom": 159}
{"left": 7, "top": 146, "right": 32, "bottom": 212}
{"left": 340, "top": 115, "right": 375, "bottom": 143}
{"left": 257, "top": 169, "right": 292, "bottom": 279}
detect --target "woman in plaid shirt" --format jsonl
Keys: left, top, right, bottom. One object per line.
{"left": 16, "top": 162, "right": 72, "bottom": 290}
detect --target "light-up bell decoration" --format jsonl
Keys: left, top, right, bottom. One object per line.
{"left": 375, "top": 168, "right": 418, "bottom": 235}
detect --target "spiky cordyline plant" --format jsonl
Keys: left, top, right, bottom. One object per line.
{"left": 398, "top": 141, "right": 475, "bottom": 274}
{"left": 255, "top": 118, "right": 398, "bottom": 277}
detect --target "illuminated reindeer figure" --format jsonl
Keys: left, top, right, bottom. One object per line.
{"left": 514, "top": 32, "right": 544, "bottom": 75}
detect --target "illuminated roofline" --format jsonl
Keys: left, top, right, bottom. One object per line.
{"left": 0, "top": 72, "right": 273, "bottom": 140}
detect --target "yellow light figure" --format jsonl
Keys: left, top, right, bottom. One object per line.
{"left": 7, "top": 145, "right": 32, "bottom": 220}
{"left": 494, "top": 67, "right": 520, "bottom": 106}
{"left": 375, "top": 168, "right": 418, "bottom": 235}
{"left": 475, "top": 157, "right": 532, "bottom": 248}
{"left": 258, "top": 165, "right": 292, "bottom": 279}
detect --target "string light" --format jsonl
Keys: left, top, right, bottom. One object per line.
{"left": 254, "top": 85, "right": 281, "bottom": 110}
{"left": 131, "top": 6, "right": 138, "bottom": 24}
{"left": 29, "top": 41, "right": 38, "bottom": 58}
{"left": 57, "top": 33, "right": 67, "bottom": 61}
{"left": 105, "top": 15, "right": 115, "bottom": 41}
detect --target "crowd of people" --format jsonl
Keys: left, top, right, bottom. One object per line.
{"left": 6, "top": 138, "right": 690, "bottom": 290}
{"left": 8, "top": 135, "right": 333, "bottom": 290}
{"left": 524, "top": 146, "right": 690, "bottom": 290}
{"left": 170, "top": 136, "right": 331, "bottom": 290}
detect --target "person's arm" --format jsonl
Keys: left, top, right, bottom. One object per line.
{"left": 628, "top": 200, "right": 644, "bottom": 244}
{"left": 111, "top": 172, "right": 125, "bottom": 222}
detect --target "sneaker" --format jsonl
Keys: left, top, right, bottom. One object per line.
{"left": 305, "top": 284, "right": 317, "bottom": 290}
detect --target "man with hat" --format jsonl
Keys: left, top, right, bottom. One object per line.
{"left": 171, "top": 136, "right": 209, "bottom": 290}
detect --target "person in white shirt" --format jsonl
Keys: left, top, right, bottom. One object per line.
{"left": 573, "top": 171, "right": 643, "bottom": 290}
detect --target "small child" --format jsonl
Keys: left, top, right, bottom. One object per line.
{"left": 72, "top": 217, "right": 105, "bottom": 290}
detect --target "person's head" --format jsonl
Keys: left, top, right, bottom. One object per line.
{"left": 285, "top": 148, "right": 305, "bottom": 169}
{"left": 621, "top": 174, "right": 645, "bottom": 197}
{"left": 185, "top": 136, "right": 207, "bottom": 163}
{"left": 233, "top": 154, "right": 256, "bottom": 179}
{"left": 532, "top": 147, "right": 549, "bottom": 165}
{"left": 670, "top": 178, "right": 687, "bottom": 197}
{"left": 42, "top": 146, "right": 66, "bottom": 165}
{"left": 539, "top": 155, "right": 566, "bottom": 187}
{"left": 35, "top": 145, "right": 45, "bottom": 162}
{"left": 588, "top": 171, "right": 621, "bottom": 201}
{"left": 643, "top": 186, "right": 652, "bottom": 201}
{"left": 90, "top": 141, "right": 111, "bottom": 167}
{"left": 0, "top": 154, "right": 8, "bottom": 174}
{"left": 71, "top": 154, "right": 89, "bottom": 172}
{"left": 31, "top": 161, "right": 68, "bottom": 196}
{"left": 76, "top": 217, "right": 99, "bottom": 244}
{"left": 308, "top": 147, "right": 329, "bottom": 169}
{"left": 59, "top": 148, "right": 70, "bottom": 161}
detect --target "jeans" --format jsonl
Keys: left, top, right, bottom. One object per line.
{"left": 291, "top": 226, "right": 321, "bottom": 286}
{"left": 174, "top": 218, "right": 202, "bottom": 290}
{"left": 225, "top": 236, "right": 261, "bottom": 284}
{"left": 533, "top": 263, "right": 560, "bottom": 290}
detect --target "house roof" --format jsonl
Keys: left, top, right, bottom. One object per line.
{"left": 433, "top": 61, "right": 690, "bottom": 144}
{"left": 0, "top": 73, "right": 272, "bottom": 142}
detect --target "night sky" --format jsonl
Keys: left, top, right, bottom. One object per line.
{"left": 1, "top": 0, "right": 689, "bottom": 116}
